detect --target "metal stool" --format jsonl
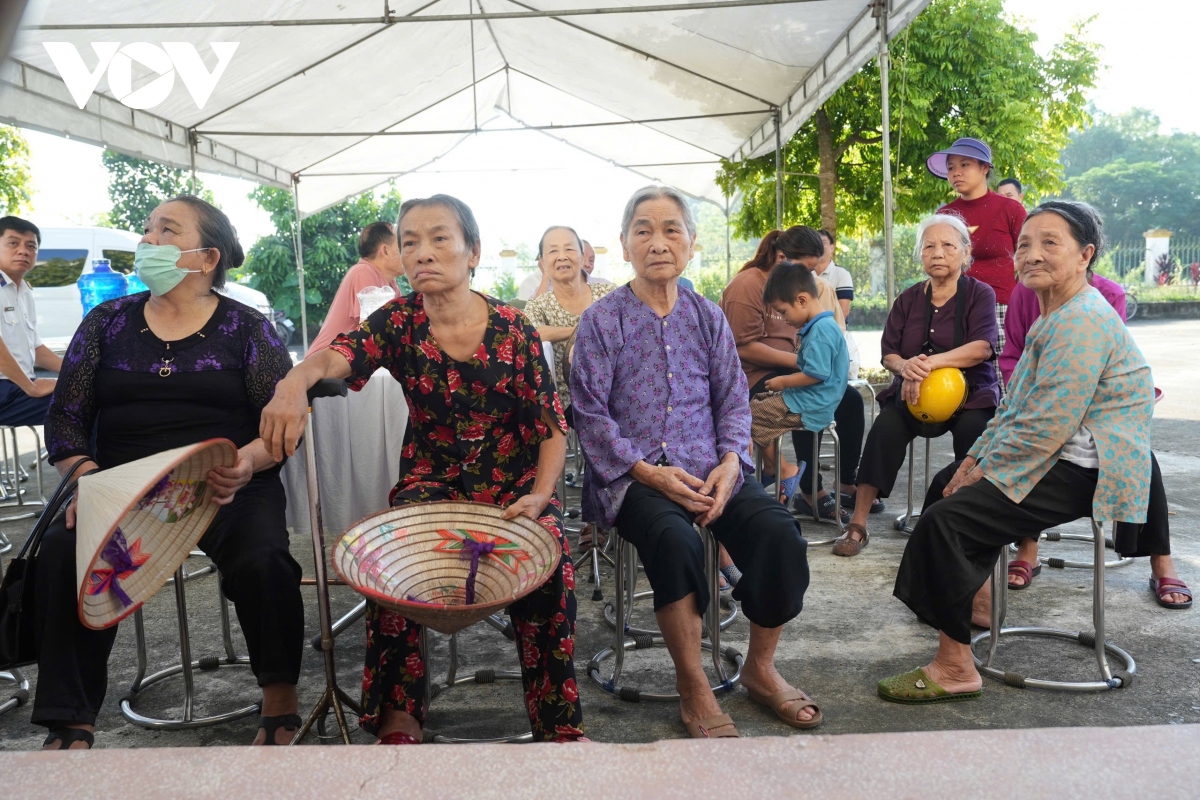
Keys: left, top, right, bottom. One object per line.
{"left": 893, "top": 437, "right": 934, "bottom": 534}
{"left": 0, "top": 425, "right": 46, "bottom": 523}
{"left": 120, "top": 565, "right": 261, "bottom": 729}
{"left": 587, "top": 527, "right": 743, "bottom": 702}
{"left": 561, "top": 454, "right": 614, "bottom": 602}
{"left": 755, "top": 420, "right": 843, "bottom": 546}
{"left": 849, "top": 378, "right": 878, "bottom": 426}
{"left": 420, "top": 614, "right": 532, "bottom": 743}
{"left": 0, "top": 668, "right": 29, "bottom": 716}
{"left": 971, "top": 519, "right": 1135, "bottom": 692}
{"left": 1010, "top": 522, "right": 1134, "bottom": 571}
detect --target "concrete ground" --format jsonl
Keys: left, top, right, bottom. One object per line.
{"left": 1, "top": 319, "right": 1197, "bottom": 752}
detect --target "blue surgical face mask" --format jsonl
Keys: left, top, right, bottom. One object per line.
{"left": 134, "top": 243, "right": 208, "bottom": 296}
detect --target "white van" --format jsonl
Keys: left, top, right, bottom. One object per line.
{"left": 30, "top": 225, "right": 274, "bottom": 354}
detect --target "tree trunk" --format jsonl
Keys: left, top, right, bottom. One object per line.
{"left": 815, "top": 108, "right": 838, "bottom": 238}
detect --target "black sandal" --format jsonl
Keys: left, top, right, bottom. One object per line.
{"left": 43, "top": 726, "right": 95, "bottom": 750}
{"left": 258, "top": 713, "right": 302, "bottom": 746}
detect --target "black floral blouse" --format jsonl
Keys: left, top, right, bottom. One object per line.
{"left": 329, "top": 292, "right": 567, "bottom": 506}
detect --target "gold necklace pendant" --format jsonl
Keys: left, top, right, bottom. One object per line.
{"left": 159, "top": 357, "right": 174, "bottom": 378}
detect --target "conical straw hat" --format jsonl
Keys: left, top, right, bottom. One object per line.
{"left": 332, "top": 501, "right": 562, "bottom": 635}
{"left": 76, "top": 439, "right": 237, "bottom": 630}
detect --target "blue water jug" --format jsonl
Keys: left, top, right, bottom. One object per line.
{"left": 78, "top": 260, "right": 129, "bottom": 316}
{"left": 125, "top": 270, "right": 149, "bottom": 294}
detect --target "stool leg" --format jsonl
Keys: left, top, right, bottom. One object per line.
{"left": 447, "top": 633, "right": 461, "bottom": 685}
{"left": 130, "top": 609, "right": 150, "bottom": 692}
{"left": 705, "top": 531, "right": 727, "bottom": 683}
{"left": 171, "top": 566, "right": 196, "bottom": 724}
{"left": 609, "top": 537, "right": 628, "bottom": 684}
{"left": 218, "top": 575, "right": 239, "bottom": 662}
{"left": 829, "top": 423, "right": 842, "bottom": 533}
{"left": 986, "top": 547, "right": 1007, "bottom": 667}
{"left": 1092, "top": 521, "right": 1113, "bottom": 682}
{"left": 774, "top": 433, "right": 784, "bottom": 505}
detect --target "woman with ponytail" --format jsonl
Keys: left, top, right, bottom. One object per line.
{"left": 719, "top": 226, "right": 870, "bottom": 522}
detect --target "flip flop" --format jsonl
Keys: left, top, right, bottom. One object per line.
{"left": 1149, "top": 577, "right": 1193, "bottom": 610}
{"left": 840, "top": 491, "right": 886, "bottom": 514}
{"left": 720, "top": 564, "right": 743, "bottom": 589}
{"left": 683, "top": 713, "right": 739, "bottom": 739}
{"left": 746, "top": 687, "right": 822, "bottom": 729}
{"left": 1007, "top": 560, "right": 1042, "bottom": 590}
{"left": 777, "top": 470, "right": 803, "bottom": 505}
{"left": 877, "top": 667, "right": 982, "bottom": 705}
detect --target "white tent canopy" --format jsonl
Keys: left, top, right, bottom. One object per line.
{"left": 3, "top": 0, "right": 928, "bottom": 215}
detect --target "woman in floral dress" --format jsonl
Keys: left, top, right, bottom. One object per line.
{"left": 261, "top": 194, "right": 584, "bottom": 744}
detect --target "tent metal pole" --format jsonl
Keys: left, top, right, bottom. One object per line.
{"left": 878, "top": 1, "right": 896, "bottom": 306}
{"left": 774, "top": 107, "right": 783, "bottom": 229}
{"left": 724, "top": 196, "right": 732, "bottom": 281}
{"left": 29, "top": 0, "right": 832, "bottom": 30}
{"left": 291, "top": 177, "right": 310, "bottom": 355}
{"left": 187, "top": 130, "right": 197, "bottom": 194}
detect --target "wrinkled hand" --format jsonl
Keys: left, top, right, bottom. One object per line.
{"left": 647, "top": 466, "right": 715, "bottom": 516}
{"left": 901, "top": 378, "right": 923, "bottom": 405}
{"left": 901, "top": 354, "right": 933, "bottom": 383}
{"left": 260, "top": 376, "right": 310, "bottom": 460}
{"left": 944, "top": 457, "right": 984, "bottom": 497}
{"left": 208, "top": 451, "right": 255, "bottom": 506}
{"left": 27, "top": 378, "right": 56, "bottom": 398}
{"left": 502, "top": 492, "right": 550, "bottom": 521}
{"left": 694, "top": 457, "right": 741, "bottom": 527}
{"left": 763, "top": 376, "right": 786, "bottom": 394}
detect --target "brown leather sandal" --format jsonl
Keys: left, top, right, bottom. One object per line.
{"left": 832, "top": 522, "right": 869, "bottom": 557}
{"left": 747, "top": 687, "right": 823, "bottom": 730}
{"left": 683, "top": 713, "right": 739, "bottom": 739}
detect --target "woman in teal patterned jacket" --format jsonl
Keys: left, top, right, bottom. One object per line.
{"left": 877, "top": 201, "right": 1156, "bottom": 704}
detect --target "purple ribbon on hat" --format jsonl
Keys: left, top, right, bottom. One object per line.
{"left": 99, "top": 529, "right": 141, "bottom": 608}
{"left": 460, "top": 539, "right": 495, "bottom": 605}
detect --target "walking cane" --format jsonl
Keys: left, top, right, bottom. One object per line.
{"left": 291, "top": 378, "right": 361, "bottom": 745}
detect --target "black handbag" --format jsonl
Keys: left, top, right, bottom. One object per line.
{"left": 0, "top": 460, "right": 91, "bottom": 669}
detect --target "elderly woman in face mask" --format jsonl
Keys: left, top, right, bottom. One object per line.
{"left": 38, "top": 195, "right": 304, "bottom": 749}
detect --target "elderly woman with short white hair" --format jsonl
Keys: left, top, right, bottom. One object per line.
{"left": 835, "top": 213, "right": 998, "bottom": 558}
{"left": 572, "top": 185, "right": 819, "bottom": 738}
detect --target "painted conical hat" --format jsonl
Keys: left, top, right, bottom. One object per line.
{"left": 76, "top": 439, "right": 237, "bottom": 630}
{"left": 332, "top": 501, "right": 562, "bottom": 635}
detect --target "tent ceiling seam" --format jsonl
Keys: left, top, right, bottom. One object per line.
{"left": 191, "top": 0, "right": 445, "bottom": 128}
{"left": 289, "top": 66, "right": 508, "bottom": 175}
{"left": 491, "top": 0, "right": 777, "bottom": 108}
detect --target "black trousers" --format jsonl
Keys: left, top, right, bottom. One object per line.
{"left": 32, "top": 475, "right": 305, "bottom": 728}
{"left": 923, "top": 453, "right": 1171, "bottom": 558}
{"left": 895, "top": 459, "right": 1099, "bottom": 644}
{"left": 750, "top": 376, "right": 864, "bottom": 490}
{"left": 614, "top": 479, "right": 808, "bottom": 629}
{"left": 857, "top": 399, "right": 994, "bottom": 498}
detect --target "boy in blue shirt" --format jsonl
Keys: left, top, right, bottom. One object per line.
{"left": 750, "top": 261, "right": 850, "bottom": 451}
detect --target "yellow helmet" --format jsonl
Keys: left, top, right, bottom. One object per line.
{"left": 906, "top": 368, "right": 968, "bottom": 424}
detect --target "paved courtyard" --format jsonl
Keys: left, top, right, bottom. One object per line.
{"left": 1, "top": 319, "right": 1197, "bottom": 752}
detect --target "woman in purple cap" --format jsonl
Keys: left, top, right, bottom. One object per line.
{"left": 927, "top": 138, "right": 1026, "bottom": 355}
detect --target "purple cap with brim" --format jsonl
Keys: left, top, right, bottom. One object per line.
{"left": 926, "top": 138, "right": 993, "bottom": 179}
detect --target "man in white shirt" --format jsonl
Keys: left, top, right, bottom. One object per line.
{"left": 816, "top": 229, "right": 854, "bottom": 320}
{"left": 0, "top": 217, "right": 62, "bottom": 426}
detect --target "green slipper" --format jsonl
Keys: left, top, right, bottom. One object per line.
{"left": 877, "top": 667, "right": 982, "bottom": 705}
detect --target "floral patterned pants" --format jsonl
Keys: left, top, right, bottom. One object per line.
{"left": 359, "top": 494, "right": 584, "bottom": 742}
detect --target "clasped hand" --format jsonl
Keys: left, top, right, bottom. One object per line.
{"left": 647, "top": 456, "right": 740, "bottom": 527}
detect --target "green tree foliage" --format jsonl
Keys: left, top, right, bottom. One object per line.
{"left": 717, "top": 0, "right": 1100, "bottom": 240}
{"left": 0, "top": 126, "right": 33, "bottom": 214}
{"left": 1062, "top": 109, "right": 1200, "bottom": 241}
{"left": 242, "top": 184, "right": 406, "bottom": 336}
{"left": 101, "top": 150, "right": 215, "bottom": 232}
{"left": 491, "top": 270, "right": 519, "bottom": 301}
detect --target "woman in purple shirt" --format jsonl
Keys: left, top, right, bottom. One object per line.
{"left": 572, "top": 185, "right": 819, "bottom": 737}
{"left": 836, "top": 213, "right": 998, "bottom": 557}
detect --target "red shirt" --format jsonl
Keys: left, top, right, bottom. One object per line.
{"left": 938, "top": 191, "right": 1027, "bottom": 305}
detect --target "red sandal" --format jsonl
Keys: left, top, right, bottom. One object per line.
{"left": 376, "top": 731, "right": 422, "bottom": 745}
{"left": 1149, "top": 577, "right": 1192, "bottom": 610}
{"left": 1007, "top": 560, "right": 1041, "bottom": 590}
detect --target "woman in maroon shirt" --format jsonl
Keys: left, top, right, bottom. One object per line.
{"left": 928, "top": 138, "right": 1026, "bottom": 355}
